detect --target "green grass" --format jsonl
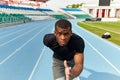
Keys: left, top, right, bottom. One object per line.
{"left": 77, "top": 21, "right": 120, "bottom": 46}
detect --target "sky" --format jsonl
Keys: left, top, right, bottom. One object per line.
{"left": 40, "top": 0, "right": 98, "bottom": 10}
{"left": 40, "top": 0, "right": 120, "bottom": 10}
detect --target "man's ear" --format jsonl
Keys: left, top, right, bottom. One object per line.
{"left": 54, "top": 30, "right": 56, "bottom": 36}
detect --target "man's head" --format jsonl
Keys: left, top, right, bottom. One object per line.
{"left": 54, "top": 19, "right": 72, "bottom": 46}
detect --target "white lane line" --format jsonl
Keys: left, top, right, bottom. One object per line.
{"left": 73, "top": 77, "right": 80, "bottom": 80}
{"left": 28, "top": 46, "right": 46, "bottom": 80}
{"left": 76, "top": 22, "right": 120, "bottom": 50}
{"left": 86, "top": 39, "right": 120, "bottom": 74}
{"left": 0, "top": 26, "right": 40, "bottom": 47}
{"left": 74, "top": 29, "right": 120, "bottom": 74}
{"left": 0, "top": 22, "right": 45, "bottom": 46}
{"left": 0, "top": 27, "right": 47, "bottom": 64}
{"left": 80, "top": 22, "right": 120, "bottom": 34}
{"left": 28, "top": 22, "right": 54, "bottom": 80}
{"left": 0, "top": 25, "right": 33, "bottom": 39}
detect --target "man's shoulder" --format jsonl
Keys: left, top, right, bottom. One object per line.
{"left": 70, "top": 33, "right": 85, "bottom": 53}
{"left": 44, "top": 33, "right": 55, "bottom": 41}
{"left": 43, "top": 33, "right": 55, "bottom": 47}
{"left": 72, "top": 33, "right": 83, "bottom": 40}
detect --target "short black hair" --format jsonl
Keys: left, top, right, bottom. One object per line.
{"left": 55, "top": 19, "right": 72, "bottom": 30}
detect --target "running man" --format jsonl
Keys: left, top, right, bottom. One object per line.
{"left": 43, "top": 19, "right": 85, "bottom": 80}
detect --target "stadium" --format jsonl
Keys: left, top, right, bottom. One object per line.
{"left": 0, "top": 0, "right": 120, "bottom": 21}
{"left": 0, "top": 0, "right": 120, "bottom": 80}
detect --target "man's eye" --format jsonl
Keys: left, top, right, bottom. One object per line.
{"left": 64, "top": 33, "right": 69, "bottom": 36}
{"left": 58, "top": 32, "right": 62, "bottom": 35}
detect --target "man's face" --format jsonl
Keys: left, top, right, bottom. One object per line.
{"left": 54, "top": 26, "right": 72, "bottom": 46}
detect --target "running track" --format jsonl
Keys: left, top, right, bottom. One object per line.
{"left": 0, "top": 20, "right": 120, "bottom": 80}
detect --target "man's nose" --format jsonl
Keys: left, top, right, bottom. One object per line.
{"left": 61, "top": 35, "right": 65, "bottom": 40}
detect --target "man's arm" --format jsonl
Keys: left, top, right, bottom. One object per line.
{"left": 64, "top": 53, "right": 84, "bottom": 80}
{"left": 71, "top": 53, "right": 84, "bottom": 79}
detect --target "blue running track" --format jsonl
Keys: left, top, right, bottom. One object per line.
{"left": 0, "top": 20, "right": 120, "bottom": 80}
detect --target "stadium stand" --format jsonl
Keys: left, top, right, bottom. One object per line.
{"left": 61, "top": 8, "right": 91, "bottom": 19}
{"left": 37, "top": 8, "right": 68, "bottom": 19}
{"left": 0, "top": 13, "right": 31, "bottom": 23}
{"left": 0, "top": 4, "right": 67, "bottom": 21}
{"left": 0, "top": 3, "right": 94, "bottom": 23}
{"left": 0, "top": 4, "right": 32, "bottom": 24}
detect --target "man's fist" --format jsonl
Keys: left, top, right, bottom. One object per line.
{"left": 64, "top": 60, "right": 71, "bottom": 80}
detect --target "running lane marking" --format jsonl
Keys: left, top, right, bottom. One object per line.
{"left": 28, "top": 46, "right": 46, "bottom": 80}
{"left": 28, "top": 23, "right": 54, "bottom": 80}
{"left": 0, "top": 25, "right": 33, "bottom": 39}
{"left": 74, "top": 29, "right": 120, "bottom": 74}
{"left": 80, "top": 22, "right": 120, "bottom": 34}
{"left": 0, "top": 27, "right": 47, "bottom": 64}
{"left": 0, "top": 26, "right": 40, "bottom": 47}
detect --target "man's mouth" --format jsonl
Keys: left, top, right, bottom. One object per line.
{"left": 60, "top": 42, "right": 65, "bottom": 46}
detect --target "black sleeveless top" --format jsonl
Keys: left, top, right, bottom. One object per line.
{"left": 43, "top": 33, "right": 85, "bottom": 61}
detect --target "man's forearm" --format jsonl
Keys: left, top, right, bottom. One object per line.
{"left": 70, "top": 64, "right": 83, "bottom": 79}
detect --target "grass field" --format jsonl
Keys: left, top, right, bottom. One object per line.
{"left": 77, "top": 21, "right": 120, "bottom": 46}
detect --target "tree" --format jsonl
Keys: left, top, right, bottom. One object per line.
{"left": 66, "top": 3, "right": 84, "bottom": 8}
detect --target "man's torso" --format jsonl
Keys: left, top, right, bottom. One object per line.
{"left": 43, "top": 33, "right": 84, "bottom": 61}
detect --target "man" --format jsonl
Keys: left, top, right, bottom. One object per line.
{"left": 43, "top": 19, "right": 85, "bottom": 80}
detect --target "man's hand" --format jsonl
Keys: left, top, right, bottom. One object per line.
{"left": 64, "top": 60, "right": 72, "bottom": 80}
{"left": 64, "top": 53, "right": 84, "bottom": 80}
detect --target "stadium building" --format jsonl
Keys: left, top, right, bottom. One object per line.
{"left": 0, "top": 0, "right": 48, "bottom": 8}
{"left": 81, "top": 0, "right": 120, "bottom": 21}
{"left": 0, "top": 0, "right": 120, "bottom": 22}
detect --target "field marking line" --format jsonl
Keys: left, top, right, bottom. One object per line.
{"left": 0, "top": 27, "right": 47, "bottom": 64}
{"left": 28, "top": 46, "right": 46, "bottom": 80}
{"left": 80, "top": 22, "right": 120, "bottom": 34}
{"left": 0, "top": 25, "right": 33, "bottom": 39}
{"left": 74, "top": 28, "right": 120, "bottom": 74}
{"left": 0, "top": 26, "right": 40, "bottom": 47}
{"left": 75, "top": 23, "right": 120, "bottom": 50}
{"left": 28, "top": 22, "right": 54, "bottom": 80}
